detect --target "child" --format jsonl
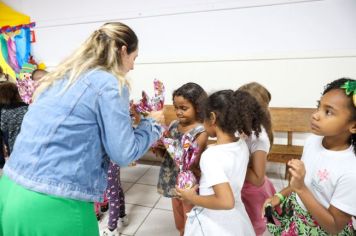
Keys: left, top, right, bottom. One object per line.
{"left": 264, "top": 78, "right": 356, "bottom": 235}
{"left": 31, "top": 69, "right": 48, "bottom": 82}
{"left": 101, "top": 104, "right": 140, "bottom": 236}
{"left": 156, "top": 82, "right": 208, "bottom": 236}
{"left": 176, "top": 90, "right": 268, "bottom": 235}
{"left": 101, "top": 162, "right": 128, "bottom": 236}
{"left": 238, "top": 82, "right": 276, "bottom": 236}
{"left": 0, "top": 82, "right": 28, "bottom": 155}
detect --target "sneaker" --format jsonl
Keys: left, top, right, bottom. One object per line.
{"left": 102, "top": 228, "right": 119, "bottom": 236}
{"left": 119, "top": 215, "right": 129, "bottom": 227}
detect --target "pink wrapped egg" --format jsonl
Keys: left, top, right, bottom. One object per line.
{"left": 177, "top": 170, "right": 197, "bottom": 189}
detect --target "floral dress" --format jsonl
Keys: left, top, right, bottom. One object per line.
{"left": 157, "top": 120, "right": 204, "bottom": 198}
{"left": 267, "top": 193, "right": 355, "bottom": 236}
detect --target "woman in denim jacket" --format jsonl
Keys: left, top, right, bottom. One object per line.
{"left": 0, "top": 22, "right": 164, "bottom": 236}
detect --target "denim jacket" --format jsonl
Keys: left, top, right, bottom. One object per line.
{"left": 4, "top": 70, "right": 162, "bottom": 202}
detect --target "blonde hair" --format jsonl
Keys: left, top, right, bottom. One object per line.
{"left": 34, "top": 22, "right": 138, "bottom": 99}
{"left": 238, "top": 82, "right": 273, "bottom": 145}
{"left": 238, "top": 82, "right": 271, "bottom": 109}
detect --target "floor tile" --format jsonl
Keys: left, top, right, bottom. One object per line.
{"left": 135, "top": 209, "right": 177, "bottom": 236}
{"left": 137, "top": 166, "right": 160, "bottom": 186}
{"left": 125, "top": 184, "right": 161, "bottom": 207}
{"left": 154, "top": 196, "right": 173, "bottom": 211}
{"left": 121, "top": 164, "right": 151, "bottom": 183}
{"left": 122, "top": 181, "right": 135, "bottom": 193}
{"left": 99, "top": 203, "right": 151, "bottom": 236}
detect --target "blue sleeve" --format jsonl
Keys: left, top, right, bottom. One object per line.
{"left": 96, "top": 79, "right": 162, "bottom": 166}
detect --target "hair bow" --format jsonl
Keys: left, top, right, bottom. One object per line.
{"left": 340, "top": 81, "right": 356, "bottom": 107}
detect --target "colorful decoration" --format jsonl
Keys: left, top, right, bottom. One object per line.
{"left": 17, "top": 77, "right": 38, "bottom": 104}
{"left": 134, "top": 79, "right": 166, "bottom": 150}
{"left": 0, "top": 2, "right": 30, "bottom": 27}
{"left": 0, "top": 3, "right": 37, "bottom": 82}
{"left": 163, "top": 132, "right": 199, "bottom": 189}
{"left": 135, "top": 79, "right": 165, "bottom": 115}
{"left": 340, "top": 80, "right": 356, "bottom": 107}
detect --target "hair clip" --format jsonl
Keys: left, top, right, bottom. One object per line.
{"left": 340, "top": 81, "right": 356, "bottom": 107}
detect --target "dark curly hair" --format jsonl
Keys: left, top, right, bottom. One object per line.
{"left": 323, "top": 78, "right": 356, "bottom": 155}
{"left": 172, "top": 82, "right": 207, "bottom": 122}
{"left": 204, "top": 90, "right": 267, "bottom": 137}
{"left": 0, "top": 82, "right": 23, "bottom": 105}
{"left": 238, "top": 82, "right": 273, "bottom": 145}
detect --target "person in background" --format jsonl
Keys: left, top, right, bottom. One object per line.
{"left": 0, "top": 82, "right": 28, "bottom": 168}
{"left": 238, "top": 82, "right": 276, "bottom": 236}
{"left": 31, "top": 69, "right": 48, "bottom": 82}
{"left": 0, "top": 22, "right": 164, "bottom": 236}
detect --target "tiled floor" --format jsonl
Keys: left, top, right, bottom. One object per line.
{"left": 98, "top": 163, "right": 289, "bottom": 236}
{"left": 3, "top": 163, "right": 355, "bottom": 235}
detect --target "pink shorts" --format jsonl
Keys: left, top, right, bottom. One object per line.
{"left": 241, "top": 177, "right": 276, "bottom": 236}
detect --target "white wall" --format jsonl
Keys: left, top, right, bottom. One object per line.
{"left": 4, "top": 0, "right": 356, "bottom": 109}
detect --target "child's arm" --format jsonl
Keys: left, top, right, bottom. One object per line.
{"left": 245, "top": 150, "right": 267, "bottom": 186}
{"left": 288, "top": 159, "right": 352, "bottom": 234}
{"left": 176, "top": 182, "right": 235, "bottom": 210}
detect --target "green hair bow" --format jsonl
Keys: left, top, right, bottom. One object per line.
{"left": 340, "top": 81, "right": 356, "bottom": 107}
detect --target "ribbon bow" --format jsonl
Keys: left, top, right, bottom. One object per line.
{"left": 340, "top": 81, "right": 356, "bottom": 107}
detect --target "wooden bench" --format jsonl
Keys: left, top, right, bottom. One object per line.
{"left": 139, "top": 105, "right": 316, "bottom": 177}
{"left": 268, "top": 107, "right": 315, "bottom": 178}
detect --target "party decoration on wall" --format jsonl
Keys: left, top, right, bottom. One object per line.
{"left": 0, "top": 2, "right": 30, "bottom": 27}
{"left": 0, "top": 2, "right": 45, "bottom": 105}
{"left": 0, "top": 2, "right": 39, "bottom": 83}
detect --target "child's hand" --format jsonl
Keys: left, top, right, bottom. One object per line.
{"left": 261, "top": 195, "right": 281, "bottom": 218}
{"left": 175, "top": 185, "right": 199, "bottom": 203}
{"left": 288, "top": 159, "right": 306, "bottom": 193}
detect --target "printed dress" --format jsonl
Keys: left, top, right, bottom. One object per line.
{"left": 267, "top": 193, "right": 355, "bottom": 236}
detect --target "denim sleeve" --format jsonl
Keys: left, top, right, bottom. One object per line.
{"left": 97, "top": 80, "right": 163, "bottom": 167}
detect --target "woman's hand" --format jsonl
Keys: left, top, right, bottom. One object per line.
{"left": 147, "top": 110, "right": 165, "bottom": 124}
{"left": 175, "top": 185, "right": 199, "bottom": 203}
{"left": 129, "top": 104, "right": 141, "bottom": 125}
{"left": 288, "top": 159, "right": 306, "bottom": 193}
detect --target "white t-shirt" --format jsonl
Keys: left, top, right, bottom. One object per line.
{"left": 296, "top": 134, "right": 356, "bottom": 216}
{"left": 184, "top": 139, "right": 254, "bottom": 236}
{"left": 245, "top": 127, "right": 270, "bottom": 154}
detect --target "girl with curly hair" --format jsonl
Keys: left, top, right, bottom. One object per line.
{"left": 176, "top": 89, "right": 268, "bottom": 235}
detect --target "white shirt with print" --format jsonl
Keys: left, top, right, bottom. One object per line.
{"left": 296, "top": 134, "right": 356, "bottom": 216}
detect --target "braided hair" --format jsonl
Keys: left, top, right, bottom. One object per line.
{"left": 323, "top": 78, "right": 356, "bottom": 155}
